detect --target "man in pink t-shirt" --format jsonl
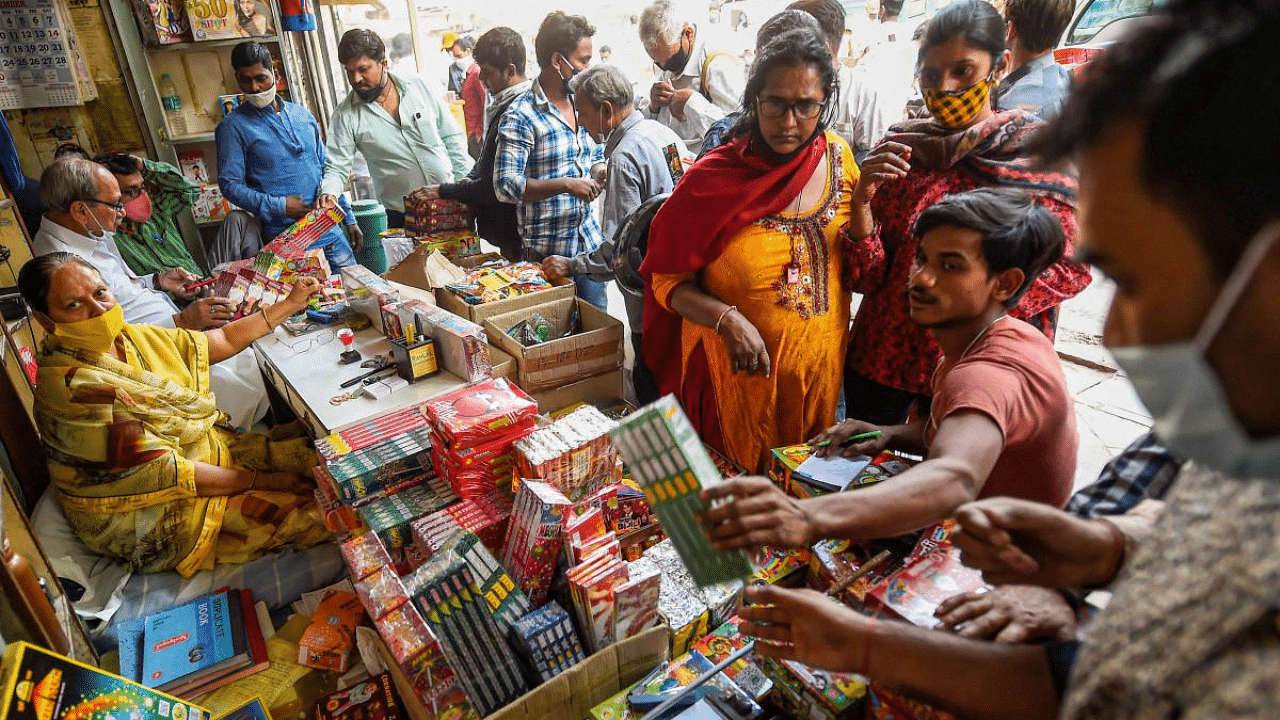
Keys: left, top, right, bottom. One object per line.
{"left": 699, "top": 187, "right": 1076, "bottom": 548}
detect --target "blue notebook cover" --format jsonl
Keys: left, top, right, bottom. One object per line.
{"left": 141, "top": 592, "right": 237, "bottom": 688}
{"left": 115, "top": 617, "right": 145, "bottom": 682}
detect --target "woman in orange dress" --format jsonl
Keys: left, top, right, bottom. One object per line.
{"left": 642, "top": 23, "right": 857, "bottom": 472}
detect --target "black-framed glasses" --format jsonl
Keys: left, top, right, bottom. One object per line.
{"left": 78, "top": 197, "right": 125, "bottom": 212}
{"left": 119, "top": 186, "right": 145, "bottom": 202}
{"left": 757, "top": 97, "right": 826, "bottom": 119}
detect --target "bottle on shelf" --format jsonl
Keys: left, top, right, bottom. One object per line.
{"left": 159, "top": 73, "right": 187, "bottom": 137}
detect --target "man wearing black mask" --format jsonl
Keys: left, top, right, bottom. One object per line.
{"left": 320, "top": 28, "right": 471, "bottom": 228}
{"left": 638, "top": 0, "right": 744, "bottom": 152}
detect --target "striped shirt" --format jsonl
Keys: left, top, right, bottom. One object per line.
{"left": 113, "top": 159, "right": 203, "bottom": 276}
{"left": 493, "top": 78, "right": 604, "bottom": 258}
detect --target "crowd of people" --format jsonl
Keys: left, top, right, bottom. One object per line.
{"left": 12, "top": 0, "right": 1280, "bottom": 715}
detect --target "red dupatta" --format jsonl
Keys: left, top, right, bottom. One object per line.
{"left": 640, "top": 131, "right": 828, "bottom": 441}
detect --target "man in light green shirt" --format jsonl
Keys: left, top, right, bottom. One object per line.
{"left": 321, "top": 29, "right": 472, "bottom": 227}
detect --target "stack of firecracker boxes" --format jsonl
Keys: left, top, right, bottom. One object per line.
{"left": 317, "top": 387, "right": 980, "bottom": 720}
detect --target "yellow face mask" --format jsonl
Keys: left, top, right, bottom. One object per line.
{"left": 923, "top": 75, "right": 994, "bottom": 130}
{"left": 52, "top": 304, "right": 125, "bottom": 354}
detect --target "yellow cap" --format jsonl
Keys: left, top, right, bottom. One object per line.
{"left": 441, "top": 31, "right": 459, "bottom": 51}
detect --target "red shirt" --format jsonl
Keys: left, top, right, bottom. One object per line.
{"left": 462, "top": 63, "right": 485, "bottom": 139}
{"left": 844, "top": 166, "right": 1090, "bottom": 396}
{"left": 927, "top": 318, "right": 1077, "bottom": 507}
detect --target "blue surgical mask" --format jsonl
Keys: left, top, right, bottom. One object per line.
{"left": 1110, "top": 221, "right": 1280, "bottom": 479}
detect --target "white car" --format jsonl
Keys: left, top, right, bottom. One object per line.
{"left": 1055, "top": 0, "right": 1161, "bottom": 69}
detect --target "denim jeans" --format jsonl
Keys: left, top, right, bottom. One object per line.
{"left": 573, "top": 274, "right": 609, "bottom": 311}
{"left": 321, "top": 236, "right": 356, "bottom": 269}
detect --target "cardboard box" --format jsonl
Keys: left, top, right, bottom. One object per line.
{"left": 489, "top": 343, "right": 516, "bottom": 379}
{"left": 485, "top": 298, "right": 623, "bottom": 393}
{"left": 530, "top": 369, "right": 625, "bottom": 414}
{"left": 488, "top": 627, "right": 669, "bottom": 720}
{"left": 0, "top": 642, "right": 211, "bottom": 720}
{"left": 437, "top": 282, "right": 575, "bottom": 335}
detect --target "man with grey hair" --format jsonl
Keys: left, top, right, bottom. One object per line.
{"left": 32, "top": 158, "right": 270, "bottom": 430}
{"left": 639, "top": 0, "right": 743, "bottom": 152}
{"left": 541, "top": 64, "right": 691, "bottom": 404}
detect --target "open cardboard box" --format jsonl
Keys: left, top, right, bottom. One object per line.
{"left": 484, "top": 298, "right": 624, "bottom": 393}
{"left": 531, "top": 369, "right": 625, "bottom": 415}
{"left": 379, "top": 627, "right": 669, "bottom": 720}
{"left": 436, "top": 282, "right": 575, "bottom": 335}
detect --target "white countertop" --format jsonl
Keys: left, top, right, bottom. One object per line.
{"left": 253, "top": 322, "right": 466, "bottom": 437}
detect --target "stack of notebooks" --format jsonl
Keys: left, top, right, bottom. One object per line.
{"left": 117, "top": 588, "right": 270, "bottom": 699}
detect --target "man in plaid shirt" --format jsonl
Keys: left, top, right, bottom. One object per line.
{"left": 494, "top": 11, "right": 609, "bottom": 310}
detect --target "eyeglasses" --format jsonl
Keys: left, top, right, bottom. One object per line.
{"left": 78, "top": 197, "right": 125, "bottom": 213}
{"left": 757, "top": 97, "right": 826, "bottom": 120}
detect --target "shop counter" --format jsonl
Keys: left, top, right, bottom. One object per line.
{"left": 253, "top": 324, "right": 468, "bottom": 438}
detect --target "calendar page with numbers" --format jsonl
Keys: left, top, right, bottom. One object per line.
{"left": 0, "top": 0, "right": 93, "bottom": 109}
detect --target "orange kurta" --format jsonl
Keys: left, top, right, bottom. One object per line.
{"left": 653, "top": 132, "right": 857, "bottom": 471}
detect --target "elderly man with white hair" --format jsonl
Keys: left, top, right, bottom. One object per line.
{"left": 32, "top": 158, "right": 271, "bottom": 430}
{"left": 540, "top": 64, "right": 691, "bottom": 404}
{"left": 638, "top": 0, "right": 744, "bottom": 151}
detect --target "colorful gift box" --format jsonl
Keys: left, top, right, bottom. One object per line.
{"left": 405, "top": 196, "right": 472, "bottom": 236}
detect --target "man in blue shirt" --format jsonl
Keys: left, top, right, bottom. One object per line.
{"left": 996, "top": 0, "right": 1075, "bottom": 120}
{"left": 493, "top": 11, "right": 608, "bottom": 310}
{"left": 216, "top": 41, "right": 361, "bottom": 268}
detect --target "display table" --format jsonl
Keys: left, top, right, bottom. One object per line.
{"left": 253, "top": 324, "right": 468, "bottom": 438}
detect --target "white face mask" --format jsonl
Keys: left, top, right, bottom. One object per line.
{"left": 85, "top": 206, "right": 109, "bottom": 240}
{"left": 453, "top": 55, "right": 473, "bottom": 71}
{"left": 590, "top": 106, "right": 615, "bottom": 146}
{"left": 1109, "top": 221, "right": 1280, "bottom": 479}
{"left": 244, "top": 86, "right": 277, "bottom": 108}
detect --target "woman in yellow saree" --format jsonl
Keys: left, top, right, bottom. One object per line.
{"left": 19, "top": 252, "right": 329, "bottom": 578}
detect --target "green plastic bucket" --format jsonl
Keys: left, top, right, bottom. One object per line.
{"left": 351, "top": 199, "right": 389, "bottom": 273}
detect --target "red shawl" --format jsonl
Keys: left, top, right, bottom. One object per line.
{"left": 640, "top": 131, "right": 828, "bottom": 439}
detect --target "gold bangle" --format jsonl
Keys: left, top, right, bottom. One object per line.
{"left": 249, "top": 471, "right": 259, "bottom": 490}
{"left": 714, "top": 305, "right": 738, "bottom": 334}
{"left": 259, "top": 308, "right": 274, "bottom": 332}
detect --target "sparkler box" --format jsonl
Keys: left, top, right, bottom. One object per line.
{"left": 510, "top": 601, "right": 585, "bottom": 683}
{"left": 499, "top": 480, "right": 571, "bottom": 606}
{"left": 608, "top": 396, "right": 753, "bottom": 587}
{"left": 0, "top": 642, "right": 212, "bottom": 720}
{"left": 317, "top": 406, "right": 431, "bottom": 461}
{"left": 410, "top": 557, "right": 527, "bottom": 716}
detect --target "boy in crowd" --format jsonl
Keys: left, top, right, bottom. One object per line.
{"left": 700, "top": 188, "right": 1077, "bottom": 547}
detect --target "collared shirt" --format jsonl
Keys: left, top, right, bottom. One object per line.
{"left": 33, "top": 220, "right": 178, "bottom": 327}
{"left": 493, "top": 78, "right": 604, "bottom": 258}
{"left": 31, "top": 220, "right": 270, "bottom": 429}
{"left": 569, "top": 112, "right": 689, "bottom": 331}
{"left": 112, "top": 159, "right": 203, "bottom": 277}
{"left": 644, "top": 29, "right": 744, "bottom": 151}
{"left": 837, "top": 39, "right": 919, "bottom": 157}
{"left": 216, "top": 98, "right": 353, "bottom": 245}
{"left": 997, "top": 53, "right": 1073, "bottom": 121}
{"left": 321, "top": 73, "right": 472, "bottom": 213}
{"left": 1066, "top": 432, "right": 1181, "bottom": 518}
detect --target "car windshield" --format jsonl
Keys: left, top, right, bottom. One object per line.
{"left": 1068, "top": 0, "right": 1156, "bottom": 44}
